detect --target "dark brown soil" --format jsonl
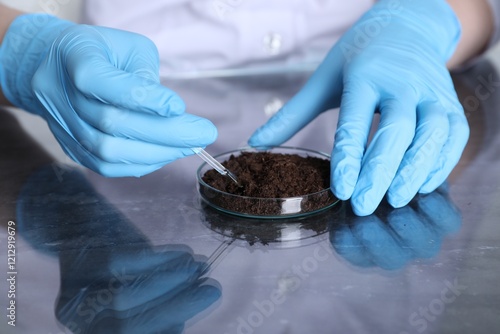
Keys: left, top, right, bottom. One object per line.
{"left": 201, "top": 152, "right": 336, "bottom": 216}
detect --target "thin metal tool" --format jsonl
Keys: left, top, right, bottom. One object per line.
{"left": 192, "top": 147, "right": 240, "bottom": 186}
{"left": 200, "top": 239, "right": 235, "bottom": 276}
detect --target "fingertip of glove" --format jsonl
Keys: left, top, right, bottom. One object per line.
{"left": 387, "top": 186, "right": 413, "bottom": 209}
{"left": 330, "top": 184, "right": 350, "bottom": 201}
{"left": 387, "top": 194, "right": 411, "bottom": 210}
{"left": 248, "top": 128, "right": 270, "bottom": 147}
{"left": 330, "top": 164, "right": 357, "bottom": 201}
{"left": 247, "top": 136, "right": 261, "bottom": 148}
{"left": 350, "top": 188, "right": 381, "bottom": 216}
{"left": 351, "top": 200, "right": 376, "bottom": 217}
{"left": 248, "top": 125, "right": 286, "bottom": 148}
{"left": 206, "top": 120, "right": 218, "bottom": 143}
{"left": 419, "top": 178, "right": 441, "bottom": 195}
{"left": 194, "top": 118, "right": 218, "bottom": 145}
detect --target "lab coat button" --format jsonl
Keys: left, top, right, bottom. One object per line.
{"left": 263, "top": 33, "right": 282, "bottom": 55}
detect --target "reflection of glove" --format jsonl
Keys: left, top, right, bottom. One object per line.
{"left": 16, "top": 166, "right": 221, "bottom": 334}
{"left": 330, "top": 185, "right": 462, "bottom": 270}
{"left": 249, "top": 0, "right": 469, "bottom": 215}
{"left": 0, "top": 14, "right": 216, "bottom": 177}
{"left": 56, "top": 245, "right": 221, "bottom": 334}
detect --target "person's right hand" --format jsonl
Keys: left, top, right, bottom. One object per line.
{"left": 248, "top": 0, "right": 468, "bottom": 216}
{"left": 0, "top": 14, "right": 217, "bottom": 177}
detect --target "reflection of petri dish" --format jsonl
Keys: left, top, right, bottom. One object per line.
{"left": 196, "top": 147, "right": 340, "bottom": 219}
{"left": 200, "top": 201, "right": 345, "bottom": 248}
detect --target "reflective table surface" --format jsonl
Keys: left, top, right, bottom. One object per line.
{"left": 1, "top": 59, "right": 500, "bottom": 334}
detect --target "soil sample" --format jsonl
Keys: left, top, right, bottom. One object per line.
{"left": 201, "top": 152, "right": 336, "bottom": 216}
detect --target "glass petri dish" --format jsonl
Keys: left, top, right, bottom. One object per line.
{"left": 196, "top": 146, "right": 339, "bottom": 219}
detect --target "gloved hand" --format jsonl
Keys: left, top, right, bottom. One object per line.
{"left": 0, "top": 14, "right": 217, "bottom": 177}
{"left": 249, "top": 0, "right": 469, "bottom": 215}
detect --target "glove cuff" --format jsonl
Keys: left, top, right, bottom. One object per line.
{"left": 0, "top": 14, "right": 74, "bottom": 114}
{"left": 375, "top": 0, "right": 462, "bottom": 62}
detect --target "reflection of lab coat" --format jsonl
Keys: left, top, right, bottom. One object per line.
{"left": 83, "top": 0, "right": 375, "bottom": 76}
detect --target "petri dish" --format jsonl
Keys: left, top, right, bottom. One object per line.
{"left": 196, "top": 146, "right": 339, "bottom": 219}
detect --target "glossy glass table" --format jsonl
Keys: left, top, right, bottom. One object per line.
{"left": 1, "top": 59, "right": 499, "bottom": 334}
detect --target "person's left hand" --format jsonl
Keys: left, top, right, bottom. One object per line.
{"left": 249, "top": 0, "right": 469, "bottom": 216}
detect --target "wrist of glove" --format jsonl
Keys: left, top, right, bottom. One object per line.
{"left": 0, "top": 14, "right": 73, "bottom": 114}
{"left": 357, "top": 0, "right": 461, "bottom": 61}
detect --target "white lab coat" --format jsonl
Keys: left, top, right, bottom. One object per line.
{"left": 83, "top": 0, "right": 500, "bottom": 78}
{"left": 83, "top": 0, "right": 376, "bottom": 77}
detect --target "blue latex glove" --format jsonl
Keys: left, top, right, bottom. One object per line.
{"left": 249, "top": 0, "right": 469, "bottom": 216}
{"left": 0, "top": 14, "right": 217, "bottom": 177}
